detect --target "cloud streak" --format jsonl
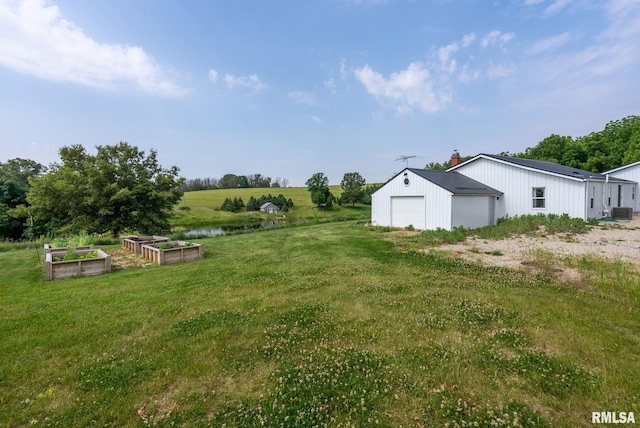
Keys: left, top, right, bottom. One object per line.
{"left": 288, "top": 91, "right": 317, "bottom": 105}
{"left": 224, "top": 73, "right": 268, "bottom": 91}
{"left": 0, "top": 0, "right": 187, "bottom": 97}
{"left": 354, "top": 62, "right": 451, "bottom": 114}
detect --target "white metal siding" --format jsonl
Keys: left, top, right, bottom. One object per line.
{"left": 451, "top": 196, "right": 495, "bottom": 229}
{"left": 371, "top": 170, "right": 452, "bottom": 230}
{"left": 603, "top": 165, "right": 640, "bottom": 212}
{"left": 455, "top": 158, "right": 588, "bottom": 220}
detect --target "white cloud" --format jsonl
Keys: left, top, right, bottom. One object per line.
{"left": 480, "top": 30, "right": 515, "bottom": 48}
{"left": 288, "top": 91, "right": 317, "bottom": 105}
{"left": 325, "top": 78, "right": 337, "bottom": 94}
{"left": 528, "top": 32, "right": 571, "bottom": 54}
{"left": 0, "top": 0, "right": 187, "bottom": 97}
{"left": 311, "top": 116, "right": 322, "bottom": 123}
{"left": 354, "top": 62, "right": 450, "bottom": 114}
{"left": 461, "top": 33, "right": 477, "bottom": 48}
{"left": 459, "top": 64, "right": 480, "bottom": 82}
{"left": 208, "top": 68, "right": 218, "bottom": 83}
{"left": 543, "top": 0, "right": 574, "bottom": 16}
{"left": 438, "top": 42, "right": 458, "bottom": 73}
{"left": 224, "top": 73, "right": 268, "bottom": 91}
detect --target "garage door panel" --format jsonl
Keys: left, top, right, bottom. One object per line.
{"left": 391, "top": 196, "right": 425, "bottom": 229}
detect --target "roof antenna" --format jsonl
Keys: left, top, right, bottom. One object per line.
{"left": 395, "top": 155, "right": 417, "bottom": 168}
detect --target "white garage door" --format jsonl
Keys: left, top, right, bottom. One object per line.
{"left": 391, "top": 196, "right": 425, "bottom": 229}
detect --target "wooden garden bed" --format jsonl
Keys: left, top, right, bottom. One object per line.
{"left": 44, "top": 243, "right": 94, "bottom": 255}
{"left": 122, "top": 235, "right": 170, "bottom": 254}
{"left": 44, "top": 248, "right": 111, "bottom": 281}
{"left": 140, "top": 241, "right": 203, "bottom": 265}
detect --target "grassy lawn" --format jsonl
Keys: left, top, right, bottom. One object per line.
{"left": 1, "top": 222, "right": 639, "bottom": 426}
{"left": 171, "top": 185, "right": 370, "bottom": 228}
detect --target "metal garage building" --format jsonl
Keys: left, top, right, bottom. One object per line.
{"left": 371, "top": 168, "right": 502, "bottom": 231}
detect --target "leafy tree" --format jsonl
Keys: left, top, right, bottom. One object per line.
{"left": 362, "top": 183, "right": 381, "bottom": 205}
{"left": 247, "top": 173, "right": 272, "bottom": 188}
{"left": 0, "top": 158, "right": 46, "bottom": 239}
{"left": 306, "top": 172, "right": 333, "bottom": 208}
{"left": 219, "top": 174, "right": 247, "bottom": 189}
{"left": 514, "top": 116, "right": 640, "bottom": 172}
{"left": 27, "top": 142, "right": 183, "bottom": 236}
{"left": 340, "top": 172, "right": 366, "bottom": 206}
{"left": 425, "top": 156, "right": 474, "bottom": 170}
{"left": 520, "top": 134, "right": 573, "bottom": 163}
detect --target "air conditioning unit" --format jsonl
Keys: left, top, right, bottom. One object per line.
{"left": 611, "top": 207, "right": 633, "bottom": 220}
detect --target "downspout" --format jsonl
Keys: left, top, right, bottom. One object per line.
{"left": 602, "top": 174, "right": 610, "bottom": 217}
{"left": 584, "top": 180, "right": 588, "bottom": 221}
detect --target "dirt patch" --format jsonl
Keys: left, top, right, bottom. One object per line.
{"left": 106, "top": 247, "right": 154, "bottom": 269}
{"left": 435, "top": 218, "right": 640, "bottom": 281}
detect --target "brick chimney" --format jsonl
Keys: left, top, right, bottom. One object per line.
{"left": 450, "top": 149, "right": 461, "bottom": 166}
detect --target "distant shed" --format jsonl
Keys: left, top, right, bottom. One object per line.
{"left": 260, "top": 202, "right": 280, "bottom": 213}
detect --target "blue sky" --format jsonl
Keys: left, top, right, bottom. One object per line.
{"left": 1, "top": 0, "right": 639, "bottom": 185}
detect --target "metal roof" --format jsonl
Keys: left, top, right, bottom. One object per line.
{"left": 407, "top": 169, "right": 502, "bottom": 195}
{"left": 454, "top": 154, "right": 635, "bottom": 182}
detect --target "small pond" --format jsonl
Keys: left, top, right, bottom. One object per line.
{"left": 182, "top": 221, "right": 280, "bottom": 238}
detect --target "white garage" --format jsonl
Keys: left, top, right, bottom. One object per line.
{"left": 371, "top": 168, "right": 502, "bottom": 231}
{"left": 391, "top": 196, "right": 425, "bottom": 229}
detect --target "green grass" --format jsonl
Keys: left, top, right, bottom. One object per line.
{"left": 171, "top": 185, "right": 370, "bottom": 228}
{"left": 1, "top": 222, "right": 638, "bottom": 427}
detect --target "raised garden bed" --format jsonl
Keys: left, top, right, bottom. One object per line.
{"left": 122, "top": 235, "right": 170, "bottom": 254}
{"left": 44, "top": 248, "right": 111, "bottom": 281}
{"left": 44, "top": 243, "right": 94, "bottom": 255}
{"left": 140, "top": 241, "right": 203, "bottom": 265}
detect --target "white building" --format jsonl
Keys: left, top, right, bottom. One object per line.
{"left": 371, "top": 169, "right": 501, "bottom": 230}
{"left": 604, "top": 161, "right": 640, "bottom": 212}
{"left": 372, "top": 153, "right": 637, "bottom": 231}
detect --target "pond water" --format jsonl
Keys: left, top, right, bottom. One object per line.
{"left": 182, "top": 221, "right": 280, "bottom": 237}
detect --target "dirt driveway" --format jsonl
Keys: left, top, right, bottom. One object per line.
{"left": 437, "top": 217, "right": 640, "bottom": 279}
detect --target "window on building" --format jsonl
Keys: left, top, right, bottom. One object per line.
{"left": 532, "top": 187, "right": 545, "bottom": 209}
{"left": 633, "top": 186, "right": 636, "bottom": 200}
{"left": 608, "top": 186, "right": 612, "bottom": 206}
{"left": 590, "top": 186, "right": 595, "bottom": 209}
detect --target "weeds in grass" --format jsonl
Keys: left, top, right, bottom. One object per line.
{"left": 564, "top": 254, "right": 640, "bottom": 307}
{"left": 521, "top": 248, "right": 562, "bottom": 274}
{"left": 170, "top": 310, "right": 245, "bottom": 338}
{"left": 485, "top": 250, "right": 503, "bottom": 256}
{"left": 408, "top": 214, "right": 590, "bottom": 248}
{"left": 417, "top": 226, "right": 467, "bottom": 246}
{"left": 477, "top": 338, "right": 598, "bottom": 398}
{"left": 428, "top": 395, "right": 550, "bottom": 428}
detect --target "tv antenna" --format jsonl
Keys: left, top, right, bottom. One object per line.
{"left": 395, "top": 155, "right": 417, "bottom": 168}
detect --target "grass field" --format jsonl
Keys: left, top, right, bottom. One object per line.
{"left": 171, "top": 186, "right": 371, "bottom": 228}
{"left": 1, "top": 221, "right": 639, "bottom": 427}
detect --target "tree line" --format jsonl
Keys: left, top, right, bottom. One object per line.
{"left": 220, "top": 194, "right": 294, "bottom": 213}
{"left": 181, "top": 174, "right": 289, "bottom": 191}
{"left": 305, "top": 172, "right": 380, "bottom": 208}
